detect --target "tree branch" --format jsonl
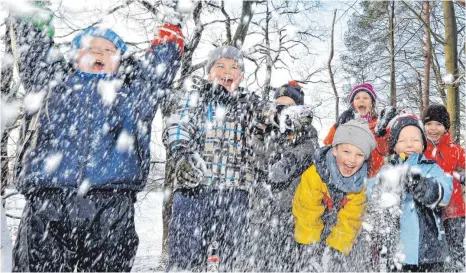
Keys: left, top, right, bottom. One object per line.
{"left": 401, "top": 0, "right": 445, "bottom": 44}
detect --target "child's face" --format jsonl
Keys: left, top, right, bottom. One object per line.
{"left": 77, "top": 37, "right": 120, "bottom": 74}
{"left": 424, "top": 121, "right": 446, "bottom": 143}
{"left": 332, "top": 144, "right": 366, "bottom": 178}
{"left": 208, "top": 58, "right": 244, "bottom": 92}
{"left": 352, "top": 92, "right": 373, "bottom": 116}
{"left": 395, "top": 125, "right": 424, "bottom": 157}
{"left": 275, "top": 96, "right": 296, "bottom": 105}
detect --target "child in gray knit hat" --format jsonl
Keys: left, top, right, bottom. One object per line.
{"left": 292, "top": 119, "right": 376, "bottom": 271}
{"left": 332, "top": 119, "right": 377, "bottom": 162}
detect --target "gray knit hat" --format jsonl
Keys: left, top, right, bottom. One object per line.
{"left": 332, "top": 119, "right": 376, "bottom": 160}
{"left": 205, "top": 46, "right": 245, "bottom": 74}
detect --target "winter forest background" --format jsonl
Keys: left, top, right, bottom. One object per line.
{"left": 1, "top": 0, "right": 465, "bottom": 271}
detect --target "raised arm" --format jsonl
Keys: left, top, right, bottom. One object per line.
{"left": 11, "top": 10, "right": 66, "bottom": 98}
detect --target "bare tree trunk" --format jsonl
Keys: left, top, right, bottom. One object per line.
{"left": 328, "top": 9, "right": 339, "bottom": 122}
{"left": 1, "top": 19, "right": 13, "bottom": 196}
{"left": 431, "top": 47, "right": 447, "bottom": 104}
{"left": 442, "top": 0, "right": 459, "bottom": 141}
{"left": 421, "top": 0, "right": 431, "bottom": 114}
{"left": 232, "top": 1, "right": 255, "bottom": 48}
{"left": 262, "top": 1, "right": 272, "bottom": 100}
{"left": 180, "top": 1, "right": 204, "bottom": 76}
{"left": 389, "top": 0, "right": 396, "bottom": 106}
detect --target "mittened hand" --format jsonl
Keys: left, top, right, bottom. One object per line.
{"left": 184, "top": 75, "right": 209, "bottom": 92}
{"left": 175, "top": 152, "right": 208, "bottom": 188}
{"left": 152, "top": 23, "right": 185, "bottom": 55}
{"left": 336, "top": 109, "right": 355, "bottom": 128}
{"left": 21, "top": 1, "right": 55, "bottom": 37}
{"left": 375, "top": 106, "right": 400, "bottom": 137}
{"left": 405, "top": 171, "right": 441, "bottom": 207}
{"left": 413, "top": 177, "right": 441, "bottom": 207}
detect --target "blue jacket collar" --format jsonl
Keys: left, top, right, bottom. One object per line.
{"left": 74, "top": 70, "right": 117, "bottom": 80}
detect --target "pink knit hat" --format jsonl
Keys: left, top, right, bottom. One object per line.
{"left": 349, "top": 83, "right": 376, "bottom": 103}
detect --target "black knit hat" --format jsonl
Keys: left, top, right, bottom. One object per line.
{"left": 388, "top": 114, "right": 427, "bottom": 154}
{"left": 274, "top": 81, "right": 304, "bottom": 105}
{"left": 422, "top": 104, "right": 450, "bottom": 130}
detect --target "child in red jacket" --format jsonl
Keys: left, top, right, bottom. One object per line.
{"left": 423, "top": 104, "right": 465, "bottom": 271}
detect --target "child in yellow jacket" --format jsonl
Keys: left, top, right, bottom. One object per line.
{"left": 293, "top": 119, "right": 376, "bottom": 271}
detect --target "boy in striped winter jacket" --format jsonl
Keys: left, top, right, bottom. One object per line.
{"left": 163, "top": 46, "right": 263, "bottom": 271}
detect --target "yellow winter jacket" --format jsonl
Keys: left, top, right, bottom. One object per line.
{"left": 293, "top": 165, "right": 366, "bottom": 255}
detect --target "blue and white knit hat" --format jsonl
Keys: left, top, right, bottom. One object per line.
{"left": 71, "top": 27, "right": 127, "bottom": 53}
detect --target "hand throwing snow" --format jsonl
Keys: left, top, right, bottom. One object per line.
{"left": 175, "top": 152, "right": 208, "bottom": 188}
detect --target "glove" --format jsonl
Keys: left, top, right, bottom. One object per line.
{"left": 174, "top": 152, "right": 207, "bottom": 188}
{"left": 253, "top": 102, "right": 280, "bottom": 129}
{"left": 405, "top": 170, "right": 441, "bottom": 207}
{"left": 21, "top": 1, "right": 55, "bottom": 38}
{"left": 375, "top": 106, "right": 400, "bottom": 137}
{"left": 336, "top": 109, "right": 355, "bottom": 128}
{"left": 322, "top": 246, "right": 347, "bottom": 272}
{"left": 267, "top": 153, "right": 297, "bottom": 190}
{"left": 152, "top": 23, "right": 185, "bottom": 56}
{"left": 183, "top": 75, "right": 209, "bottom": 92}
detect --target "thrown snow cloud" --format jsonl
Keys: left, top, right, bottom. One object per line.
{"left": 285, "top": 25, "right": 299, "bottom": 39}
{"left": 177, "top": 0, "right": 194, "bottom": 13}
{"left": 2, "top": 54, "right": 14, "bottom": 68}
{"left": 23, "top": 91, "right": 46, "bottom": 114}
{"left": 156, "top": 63, "right": 167, "bottom": 77}
{"left": 78, "top": 179, "right": 91, "bottom": 196}
{"left": 442, "top": 73, "right": 455, "bottom": 85}
{"left": 3, "top": 0, "right": 51, "bottom": 21}
{"left": 1, "top": 99, "right": 21, "bottom": 135}
{"left": 97, "top": 79, "right": 122, "bottom": 106}
{"left": 215, "top": 106, "right": 226, "bottom": 121}
{"left": 44, "top": 153, "right": 63, "bottom": 173}
{"left": 117, "top": 130, "right": 134, "bottom": 152}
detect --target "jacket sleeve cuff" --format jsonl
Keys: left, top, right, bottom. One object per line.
{"left": 326, "top": 233, "right": 353, "bottom": 255}
{"left": 294, "top": 221, "right": 322, "bottom": 245}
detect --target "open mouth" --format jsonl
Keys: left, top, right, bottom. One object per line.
{"left": 221, "top": 77, "right": 234, "bottom": 85}
{"left": 357, "top": 105, "right": 367, "bottom": 112}
{"left": 404, "top": 151, "right": 415, "bottom": 156}
{"left": 93, "top": 60, "right": 105, "bottom": 71}
{"left": 342, "top": 163, "right": 356, "bottom": 174}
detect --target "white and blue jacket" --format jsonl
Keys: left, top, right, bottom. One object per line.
{"left": 367, "top": 153, "right": 453, "bottom": 265}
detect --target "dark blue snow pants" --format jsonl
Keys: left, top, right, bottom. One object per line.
{"left": 444, "top": 217, "right": 465, "bottom": 271}
{"left": 167, "top": 187, "right": 249, "bottom": 272}
{"left": 12, "top": 189, "right": 139, "bottom": 272}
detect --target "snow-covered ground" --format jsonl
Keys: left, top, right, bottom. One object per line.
{"left": 3, "top": 189, "right": 164, "bottom": 272}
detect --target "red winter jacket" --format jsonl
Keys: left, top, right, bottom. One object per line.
{"left": 324, "top": 118, "right": 389, "bottom": 178}
{"left": 424, "top": 133, "right": 465, "bottom": 219}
